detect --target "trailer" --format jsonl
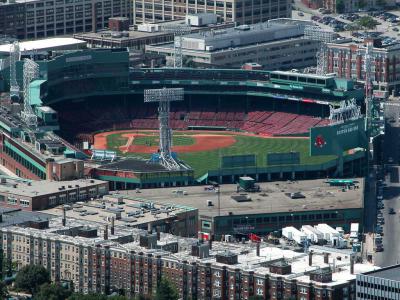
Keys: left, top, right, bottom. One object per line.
{"left": 301, "top": 225, "right": 324, "bottom": 244}
{"left": 350, "top": 223, "right": 359, "bottom": 239}
{"left": 314, "top": 224, "right": 340, "bottom": 242}
{"left": 282, "top": 226, "right": 306, "bottom": 245}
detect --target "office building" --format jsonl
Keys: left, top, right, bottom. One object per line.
{"left": 145, "top": 21, "right": 319, "bottom": 69}
{"left": 0, "top": 0, "right": 130, "bottom": 40}
{"left": 132, "top": 0, "right": 291, "bottom": 25}
{"left": 356, "top": 265, "right": 400, "bottom": 300}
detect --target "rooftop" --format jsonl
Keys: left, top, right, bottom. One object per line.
{"left": 0, "top": 207, "right": 53, "bottom": 227}
{"left": 361, "top": 265, "right": 400, "bottom": 281}
{"left": 0, "top": 38, "right": 86, "bottom": 55}
{"left": 120, "top": 178, "right": 364, "bottom": 217}
{"left": 1, "top": 216, "right": 378, "bottom": 284}
{"left": 43, "top": 194, "right": 197, "bottom": 227}
{"left": 0, "top": 178, "right": 106, "bottom": 198}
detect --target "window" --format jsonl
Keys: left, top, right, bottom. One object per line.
{"left": 20, "top": 199, "right": 30, "bottom": 207}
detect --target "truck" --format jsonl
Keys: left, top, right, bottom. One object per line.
{"left": 237, "top": 176, "right": 261, "bottom": 193}
{"left": 282, "top": 226, "right": 306, "bottom": 245}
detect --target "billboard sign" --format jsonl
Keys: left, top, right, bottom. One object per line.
{"left": 267, "top": 152, "right": 300, "bottom": 165}
{"left": 310, "top": 117, "right": 367, "bottom": 156}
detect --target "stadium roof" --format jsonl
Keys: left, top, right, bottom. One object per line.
{"left": 0, "top": 38, "right": 86, "bottom": 55}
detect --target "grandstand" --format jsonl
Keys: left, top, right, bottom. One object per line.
{"left": 0, "top": 48, "right": 367, "bottom": 186}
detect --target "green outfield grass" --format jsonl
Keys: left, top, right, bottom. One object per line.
{"left": 105, "top": 132, "right": 336, "bottom": 178}
{"left": 133, "top": 135, "right": 195, "bottom": 146}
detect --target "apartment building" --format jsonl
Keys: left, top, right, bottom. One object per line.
{"left": 132, "top": 0, "right": 291, "bottom": 25}
{"left": 0, "top": 0, "right": 130, "bottom": 40}
{"left": 0, "top": 216, "right": 378, "bottom": 299}
{"left": 326, "top": 39, "right": 400, "bottom": 98}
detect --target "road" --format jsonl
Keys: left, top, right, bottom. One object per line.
{"left": 374, "top": 103, "right": 400, "bottom": 266}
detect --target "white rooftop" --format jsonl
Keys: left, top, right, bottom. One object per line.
{"left": 0, "top": 38, "right": 86, "bottom": 54}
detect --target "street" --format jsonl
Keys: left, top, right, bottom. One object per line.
{"left": 374, "top": 103, "right": 400, "bottom": 266}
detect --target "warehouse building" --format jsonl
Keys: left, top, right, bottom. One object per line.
{"left": 123, "top": 178, "right": 364, "bottom": 239}
{"left": 0, "top": 178, "right": 108, "bottom": 211}
{"left": 145, "top": 21, "right": 320, "bottom": 69}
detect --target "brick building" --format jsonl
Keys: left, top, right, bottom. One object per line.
{"left": 326, "top": 39, "right": 400, "bottom": 98}
{"left": 0, "top": 216, "right": 378, "bottom": 299}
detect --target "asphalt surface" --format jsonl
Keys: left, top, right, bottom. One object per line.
{"left": 374, "top": 103, "right": 400, "bottom": 266}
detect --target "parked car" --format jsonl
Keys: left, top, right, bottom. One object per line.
{"left": 297, "top": 12, "right": 304, "bottom": 16}
{"left": 389, "top": 208, "right": 396, "bottom": 214}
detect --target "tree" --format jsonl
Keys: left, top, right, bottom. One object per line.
{"left": 0, "top": 281, "right": 9, "bottom": 299}
{"left": 336, "top": 0, "right": 345, "bottom": 13}
{"left": 155, "top": 277, "right": 179, "bottom": 300}
{"left": 14, "top": 265, "right": 50, "bottom": 294}
{"left": 356, "top": 16, "right": 380, "bottom": 31}
{"left": 67, "top": 293, "right": 129, "bottom": 300}
{"left": 249, "top": 296, "right": 263, "bottom": 300}
{"left": 35, "top": 283, "right": 72, "bottom": 300}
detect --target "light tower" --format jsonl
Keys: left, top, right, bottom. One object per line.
{"left": 163, "top": 24, "right": 191, "bottom": 68}
{"left": 303, "top": 26, "right": 336, "bottom": 75}
{"left": 9, "top": 41, "right": 21, "bottom": 99}
{"left": 144, "top": 87, "right": 184, "bottom": 170}
{"left": 364, "top": 40, "right": 374, "bottom": 133}
{"left": 21, "top": 58, "right": 39, "bottom": 128}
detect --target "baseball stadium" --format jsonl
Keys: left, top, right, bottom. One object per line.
{"left": 0, "top": 48, "right": 368, "bottom": 189}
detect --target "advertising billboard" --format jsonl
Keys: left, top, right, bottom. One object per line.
{"left": 310, "top": 117, "right": 367, "bottom": 156}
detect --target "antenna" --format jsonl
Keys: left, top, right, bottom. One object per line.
{"left": 144, "top": 87, "right": 184, "bottom": 170}
{"left": 163, "top": 24, "right": 191, "bottom": 68}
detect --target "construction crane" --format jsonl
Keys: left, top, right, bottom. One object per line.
{"left": 9, "top": 41, "right": 21, "bottom": 100}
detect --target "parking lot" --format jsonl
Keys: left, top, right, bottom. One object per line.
{"left": 293, "top": 1, "right": 400, "bottom": 45}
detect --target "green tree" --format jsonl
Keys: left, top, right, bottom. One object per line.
{"left": 34, "top": 283, "right": 72, "bottom": 300}
{"left": 68, "top": 293, "right": 129, "bottom": 300}
{"left": 14, "top": 265, "right": 50, "bottom": 295}
{"left": 155, "top": 277, "right": 179, "bottom": 300}
{"left": 336, "top": 0, "right": 345, "bottom": 13}
{"left": 249, "top": 296, "right": 263, "bottom": 300}
{"left": 0, "top": 281, "right": 9, "bottom": 299}
{"left": 356, "top": 16, "right": 380, "bottom": 30}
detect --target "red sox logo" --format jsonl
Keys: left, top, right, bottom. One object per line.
{"left": 314, "top": 134, "right": 326, "bottom": 148}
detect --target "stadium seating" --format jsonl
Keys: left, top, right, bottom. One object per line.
{"left": 57, "top": 99, "right": 330, "bottom": 148}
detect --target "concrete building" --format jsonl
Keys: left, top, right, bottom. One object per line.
{"left": 44, "top": 193, "right": 198, "bottom": 237}
{"left": 0, "top": 178, "right": 108, "bottom": 210}
{"left": 356, "top": 265, "right": 400, "bottom": 300}
{"left": 132, "top": 0, "right": 291, "bottom": 25}
{"left": 326, "top": 39, "right": 400, "bottom": 98}
{"left": 121, "top": 178, "right": 365, "bottom": 239}
{"left": 0, "top": 215, "right": 378, "bottom": 298}
{"left": 73, "top": 20, "right": 234, "bottom": 50}
{"left": 145, "top": 21, "right": 320, "bottom": 69}
{"left": 0, "top": 0, "right": 130, "bottom": 40}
